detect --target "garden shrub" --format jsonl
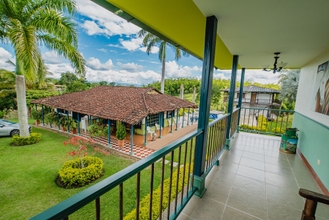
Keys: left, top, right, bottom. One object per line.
{"left": 124, "top": 164, "right": 192, "bottom": 220}
{"left": 11, "top": 132, "right": 42, "bottom": 146}
{"left": 58, "top": 156, "right": 103, "bottom": 188}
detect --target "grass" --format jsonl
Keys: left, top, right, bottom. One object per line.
{"left": 0, "top": 126, "right": 184, "bottom": 219}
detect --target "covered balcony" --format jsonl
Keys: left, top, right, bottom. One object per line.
{"left": 30, "top": 0, "right": 329, "bottom": 219}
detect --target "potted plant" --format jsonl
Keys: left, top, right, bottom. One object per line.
{"left": 116, "top": 123, "right": 126, "bottom": 147}
{"left": 59, "top": 116, "right": 68, "bottom": 131}
{"left": 45, "top": 111, "right": 58, "bottom": 127}
{"left": 67, "top": 118, "right": 78, "bottom": 134}
{"left": 32, "top": 109, "right": 42, "bottom": 125}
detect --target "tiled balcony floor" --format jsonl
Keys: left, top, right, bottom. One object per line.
{"left": 178, "top": 132, "right": 329, "bottom": 220}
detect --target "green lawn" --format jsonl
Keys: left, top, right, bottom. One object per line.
{"left": 0, "top": 127, "right": 133, "bottom": 219}
{"left": 0, "top": 126, "right": 181, "bottom": 219}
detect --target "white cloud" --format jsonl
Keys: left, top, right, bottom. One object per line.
{"left": 0, "top": 47, "right": 15, "bottom": 71}
{"left": 45, "top": 63, "right": 75, "bottom": 79}
{"left": 86, "top": 57, "right": 113, "bottom": 70}
{"left": 85, "top": 68, "right": 160, "bottom": 85}
{"left": 165, "top": 61, "right": 198, "bottom": 78}
{"left": 76, "top": 0, "right": 140, "bottom": 37}
{"left": 43, "top": 51, "right": 66, "bottom": 64}
{"left": 117, "top": 62, "right": 143, "bottom": 72}
{"left": 119, "top": 37, "right": 143, "bottom": 51}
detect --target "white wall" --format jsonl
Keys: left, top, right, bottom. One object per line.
{"left": 295, "top": 50, "right": 329, "bottom": 127}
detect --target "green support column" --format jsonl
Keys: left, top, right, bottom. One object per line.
{"left": 57, "top": 112, "right": 60, "bottom": 130}
{"left": 182, "top": 108, "right": 185, "bottom": 128}
{"left": 170, "top": 110, "right": 173, "bottom": 133}
{"left": 175, "top": 109, "right": 179, "bottom": 131}
{"left": 237, "top": 68, "right": 245, "bottom": 132}
{"left": 77, "top": 113, "right": 81, "bottom": 135}
{"left": 194, "top": 15, "right": 217, "bottom": 198}
{"left": 159, "top": 112, "right": 164, "bottom": 138}
{"left": 108, "top": 119, "right": 111, "bottom": 147}
{"left": 67, "top": 112, "right": 70, "bottom": 133}
{"left": 130, "top": 125, "right": 134, "bottom": 155}
{"left": 144, "top": 117, "right": 148, "bottom": 146}
{"left": 41, "top": 105, "right": 45, "bottom": 126}
{"left": 187, "top": 108, "right": 190, "bottom": 125}
{"left": 225, "top": 55, "right": 239, "bottom": 149}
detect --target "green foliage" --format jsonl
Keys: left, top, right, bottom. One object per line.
{"left": 58, "top": 156, "right": 103, "bottom": 188}
{"left": 59, "top": 117, "right": 77, "bottom": 129}
{"left": 45, "top": 111, "right": 59, "bottom": 125}
{"left": 88, "top": 124, "right": 106, "bottom": 138}
{"left": 116, "top": 123, "right": 127, "bottom": 140}
{"left": 145, "top": 78, "right": 200, "bottom": 96}
{"left": 58, "top": 72, "right": 80, "bottom": 85}
{"left": 31, "top": 109, "right": 42, "bottom": 120}
{"left": 279, "top": 70, "right": 300, "bottom": 103}
{"left": 124, "top": 164, "right": 192, "bottom": 220}
{"left": 272, "top": 127, "right": 285, "bottom": 134}
{"left": 66, "top": 80, "right": 89, "bottom": 93}
{"left": 11, "top": 132, "right": 42, "bottom": 146}
{"left": 26, "top": 90, "right": 59, "bottom": 107}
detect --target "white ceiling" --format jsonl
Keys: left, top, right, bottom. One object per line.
{"left": 193, "top": 0, "right": 329, "bottom": 69}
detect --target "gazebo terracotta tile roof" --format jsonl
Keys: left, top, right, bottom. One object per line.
{"left": 31, "top": 86, "right": 197, "bottom": 125}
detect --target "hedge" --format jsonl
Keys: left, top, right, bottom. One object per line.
{"left": 58, "top": 156, "right": 103, "bottom": 188}
{"left": 124, "top": 164, "right": 192, "bottom": 220}
{"left": 11, "top": 132, "right": 42, "bottom": 146}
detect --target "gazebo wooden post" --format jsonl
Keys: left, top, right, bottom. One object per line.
{"left": 66, "top": 111, "right": 70, "bottom": 133}
{"left": 187, "top": 108, "right": 190, "bottom": 125}
{"left": 77, "top": 113, "right": 80, "bottom": 135}
{"left": 182, "top": 108, "right": 185, "bottom": 128}
{"left": 57, "top": 112, "right": 60, "bottom": 130}
{"left": 175, "top": 109, "right": 179, "bottom": 131}
{"left": 41, "top": 105, "right": 45, "bottom": 126}
{"left": 144, "top": 117, "right": 148, "bottom": 146}
{"left": 130, "top": 125, "right": 134, "bottom": 155}
{"left": 108, "top": 119, "right": 111, "bottom": 147}
{"left": 170, "top": 110, "right": 174, "bottom": 133}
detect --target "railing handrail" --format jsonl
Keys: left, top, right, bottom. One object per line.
{"left": 208, "top": 113, "right": 230, "bottom": 127}
{"left": 30, "top": 129, "right": 203, "bottom": 220}
{"left": 241, "top": 107, "right": 294, "bottom": 112}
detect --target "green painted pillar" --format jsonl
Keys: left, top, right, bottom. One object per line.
{"left": 194, "top": 15, "right": 217, "bottom": 198}
{"left": 225, "top": 55, "right": 239, "bottom": 149}
{"left": 170, "top": 110, "right": 174, "bottom": 133}
{"left": 67, "top": 112, "right": 70, "bottom": 133}
{"left": 57, "top": 112, "right": 60, "bottom": 130}
{"left": 130, "top": 125, "right": 134, "bottom": 155}
{"left": 77, "top": 113, "right": 81, "bottom": 135}
{"left": 41, "top": 105, "right": 45, "bottom": 126}
{"left": 237, "top": 68, "right": 245, "bottom": 131}
{"left": 108, "top": 119, "right": 111, "bottom": 147}
{"left": 182, "top": 108, "right": 185, "bottom": 128}
{"left": 175, "top": 109, "right": 179, "bottom": 131}
{"left": 187, "top": 108, "right": 190, "bottom": 125}
{"left": 144, "top": 117, "right": 148, "bottom": 146}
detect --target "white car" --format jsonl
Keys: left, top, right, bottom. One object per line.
{"left": 0, "top": 119, "right": 32, "bottom": 137}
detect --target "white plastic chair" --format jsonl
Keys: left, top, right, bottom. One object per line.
{"left": 147, "top": 126, "right": 155, "bottom": 141}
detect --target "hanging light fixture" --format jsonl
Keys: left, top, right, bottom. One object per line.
{"left": 263, "top": 52, "right": 287, "bottom": 73}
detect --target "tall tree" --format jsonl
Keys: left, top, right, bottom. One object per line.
{"left": 0, "top": 0, "right": 86, "bottom": 137}
{"left": 138, "top": 30, "right": 187, "bottom": 93}
{"left": 279, "top": 70, "right": 300, "bottom": 103}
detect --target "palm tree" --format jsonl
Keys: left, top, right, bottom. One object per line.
{"left": 0, "top": 0, "right": 86, "bottom": 137}
{"left": 279, "top": 70, "right": 300, "bottom": 103}
{"left": 138, "top": 30, "right": 187, "bottom": 93}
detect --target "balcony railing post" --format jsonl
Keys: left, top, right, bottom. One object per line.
{"left": 225, "top": 55, "right": 239, "bottom": 149}
{"left": 237, "top": 68, "right": 245, "bottom": 132}
{"left": 194, "top": 15, "right": 217, "bottom": 198}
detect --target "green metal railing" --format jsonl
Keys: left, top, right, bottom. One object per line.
{"left": 204, "top": 114, "right": 229, "bottom": 174}
{"left": 239, "top": 107, "right": 294, "bottom": 136}
{"left": 230, "top": 108, "right": 240, "bottom": 137}
{"left": 30, "top": 111, "right": 238, "bottom": 220}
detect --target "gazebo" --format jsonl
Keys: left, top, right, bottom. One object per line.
{"left": 31, "top": 86, "right": 197, "bottom": 152}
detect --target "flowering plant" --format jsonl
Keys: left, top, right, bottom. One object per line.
{"left": 64, "top": 136, "right": 95, "bottom": 168}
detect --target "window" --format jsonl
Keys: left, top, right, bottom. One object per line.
{"left": 147, "top": 113, "right": 159, "bottom": 126}
{"left": 166, "top": 110, "right": 175, "bottom": 118}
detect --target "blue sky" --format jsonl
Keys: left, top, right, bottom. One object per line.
{"left": 0, "top": 0, "right": 282, "bottom": 86}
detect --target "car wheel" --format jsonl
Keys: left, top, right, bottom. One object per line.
{"left": 10, "top": 129, "right": 20, "bottom": 137}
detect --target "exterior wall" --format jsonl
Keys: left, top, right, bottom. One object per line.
{"left": 293, "top": 49, "right": 329, "bottom": 191}
{"left": 257, "top": 93, "right": 271, "bottom": 104}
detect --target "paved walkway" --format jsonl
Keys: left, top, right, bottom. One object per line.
{"left": 37, "top": 123, "right": 197, "bottom": 159}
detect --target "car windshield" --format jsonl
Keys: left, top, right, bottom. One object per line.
{"left": 0, "top": 120, "right": 15, "bottom": 125}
